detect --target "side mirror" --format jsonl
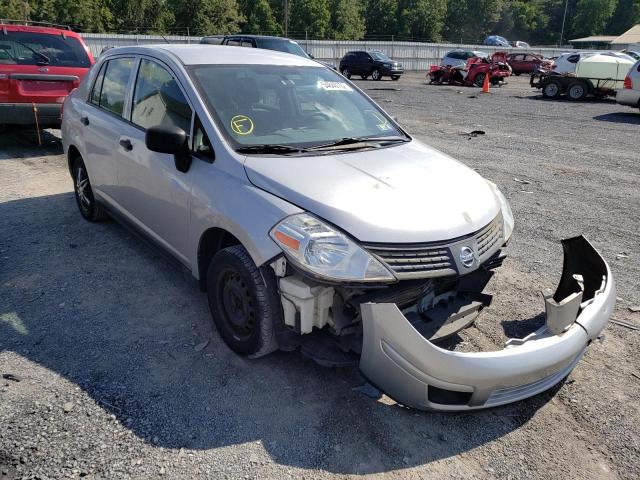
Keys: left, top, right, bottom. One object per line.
{"left": 145, "top": 125, "right": 192, "bottom": 173}
{"left": 307, "top": 52, "right": 315, "bottom": 59}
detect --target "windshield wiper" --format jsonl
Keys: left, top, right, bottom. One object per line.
{"left": 15, "top": 41, "right": 50, "bottom": 65}
{"left": 235, "top": 144, "right": 307, "bottom": 154}
{"left": 305, "top": 135, "right": 409, "bottom": 151}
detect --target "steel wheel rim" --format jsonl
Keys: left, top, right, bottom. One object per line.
{"left": 570, "top": 85, "right": 583, "bottom": 99}
{"left": 546, "top": 83, "right": 559, "bottom": 97}
{"left": 76, "top": 166, "right": 91, "bottom": 208}
{"left": 219, "top": 269, "right": 255, "bottom": 339}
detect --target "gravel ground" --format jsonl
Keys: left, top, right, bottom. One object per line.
{"left": 1, "top": 74, "right": 639, "bottom": 480}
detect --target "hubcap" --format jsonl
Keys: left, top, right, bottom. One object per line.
{"left": 220, "top": 271, "right": 255, "bottom": 338}
{"left": 76, "top": 167, "right": 91, "bottom": 208}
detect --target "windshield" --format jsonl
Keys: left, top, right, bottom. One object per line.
{"left": 0, "top": 31, "right": 91, "bottom": 67}
{"left": 257, "top": 38, "right": 308, "bottom": 58}
{"left": 190, "top": 65, "right": 405, "bottom": 149}
{"left": 370, "top": 51, "right": 391, "bottom": 62}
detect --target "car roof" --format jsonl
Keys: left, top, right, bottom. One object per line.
{"left": 0, "top": 23, "right": 83, "bottom": 38}
{"left": 101, "top": 44, "right": 320, "bottom": 67}
{"left": 225, "top": 35, "right": 296, "bottom": 41}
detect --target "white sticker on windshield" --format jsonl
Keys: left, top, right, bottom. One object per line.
{"left": 317, "top": 81, "right": 353, "bottom": 92}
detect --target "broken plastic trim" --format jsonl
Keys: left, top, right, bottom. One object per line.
{"left": 359, "top": 236, "right": 615, "bottom": 411}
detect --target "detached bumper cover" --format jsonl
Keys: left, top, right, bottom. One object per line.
{"left": 359, "top": 236, "right": 615, "bottom": 411}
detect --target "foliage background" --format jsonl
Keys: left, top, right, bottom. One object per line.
{"left": 1, "top": 0, "right": 639, "bottom": 44}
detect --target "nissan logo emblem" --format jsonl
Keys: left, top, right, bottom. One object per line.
{"left": 460, "top": 246, "right": 475, "bottom": 268}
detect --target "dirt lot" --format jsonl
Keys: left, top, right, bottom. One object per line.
{"left": 1, "top": 74, "right": 639, "bottom": 480}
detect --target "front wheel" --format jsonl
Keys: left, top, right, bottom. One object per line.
{"left": 206, "top": 245, "right": 280, "bottom": 357}
{"left": 371, "top": 68, "right": 382, "bottom": 81}
{"left": 72, "top": 156, "right": 109, "bottom": 222}
{"left": 341, "top": 67, "right": 351, "bottom": 79}
{"left": 474, "top": 73, "right": 486, "bottom": 87}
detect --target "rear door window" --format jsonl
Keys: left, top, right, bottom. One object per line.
{"left": 131, "top": 58, "right": 192, "bottom": 133}
{"left": 98, "top": 57, "right": 135, "bottom": 117}
{"left": 0, "top": 31, "right": 91, "bottom": 67}
{"left": 89, "top": 62, "right": 107, "bottom": 105}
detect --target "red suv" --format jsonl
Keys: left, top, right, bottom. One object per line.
{"left": 0, "top": 21, "right": 94, "bottom": 127}
{"left": 506, "top": 53, "right": 551, "bottom": 76}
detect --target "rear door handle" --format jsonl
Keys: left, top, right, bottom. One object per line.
{"left": 80, "top": 116, "right": 89, "bottom": 126}
{"left": 119, "top": 139, "right": 133, "bottom": 151}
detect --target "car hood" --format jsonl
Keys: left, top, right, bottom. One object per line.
{"left": 243, "top": 140, "right": 501, "bottom": 243}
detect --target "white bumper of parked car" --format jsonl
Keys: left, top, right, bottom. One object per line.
{"left": 359, "top": 236, "right": 615, "bottom": 411}
{"left": 616, "top": 88, "right": 640, "bottom": 107}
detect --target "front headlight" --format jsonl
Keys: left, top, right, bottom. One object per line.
{"left": 270, "top": 213, "right": 396, "bottom": 282}
{"left": 487, "top": 181, "right": 514, "bottom": 242}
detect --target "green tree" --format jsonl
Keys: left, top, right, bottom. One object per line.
{"left": 607, "top": 0, "right": 640, "bottom": 34}
{"left": 0, "top": 0, "right": 31, "bottom": 19}
{"left": 364, "top": 0, "right": 400, "bottom": 37}
{"left": 330, "top": 0, "right": 366, "bottom": 39}
{"left": 399, "top": 0, "right": 448, "bottom": 41}
{"left": 290, "top": 0, "right": 331, "bottom": 38}
{"left": 443, "top": 0, "right": 505, "bottom": 42}
{"left": 572, "top": 0, "right": 617, "bottom": 36}
{"left": 171, "top": 0, "right": 244, "bottom": 36}
{"left": 108, "top": 0, "right": 174, "bottom": 33}
{"left": 244, "top": 0, "right": 281, "bottom": 34}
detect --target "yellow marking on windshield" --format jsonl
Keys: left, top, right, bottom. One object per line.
{"left": 231, "top": 115, "right": 254, "bottom": 135}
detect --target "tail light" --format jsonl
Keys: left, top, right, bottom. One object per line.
{"left": 623, "top": 75, "right": 633, "bottom": 89}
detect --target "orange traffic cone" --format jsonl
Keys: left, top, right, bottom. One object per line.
{"left": 482, "top": 72, "right": 490, "bottom": 93}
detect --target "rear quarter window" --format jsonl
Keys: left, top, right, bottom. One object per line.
{"left": 97, "top": 57, "right": 135, "bottom": 117}
{"left": 0, "top": 31, "right": 91, "bottom": 67}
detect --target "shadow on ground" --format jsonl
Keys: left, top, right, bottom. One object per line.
{"left": 593, "top": 112, "right": 640, "bottom": 124}
{"left": 0, "top": 192, "right": 557, "bottom": 474}
{"left": 0, "top": 128, "right": 62, "bottom": 160}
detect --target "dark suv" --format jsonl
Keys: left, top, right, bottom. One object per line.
{"left": 339, "top": 51, "right": 403, "bottom": 81}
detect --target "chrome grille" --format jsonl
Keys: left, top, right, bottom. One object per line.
{"left": 364, "top": 214, "right": 503, "bottom": 280}
{"left": 476, "top": 215, "right": 503, "bottom": 260}
{"left": 363, "top": 244, "right": 457, "bottom": 279}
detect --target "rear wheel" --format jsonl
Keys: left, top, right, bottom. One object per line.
{"left": 72, "top": 156, "right": 109, "bottom": 222}
{"left": 341, "top": 67, "right": 351, "bottom": 79}
{"left": 391, "top": 75, "right": 400, "bottom": 81}
{"left": 474, "top": 73, "right": 486, "bottom": 87}
{"left": 542, "top": 79, "right": 562, "bottom": 99}
{"left": 567, "top": 80, "right": 588, "bottom": 101}
{"left": 371, "top": 68, "right": 382, "bottom": 81}
{"left": 206, "top": 245, "right": 280, "bottom": 357}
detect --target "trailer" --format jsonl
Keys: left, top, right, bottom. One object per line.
{"left": 531, "top": 54, "right": 634, "bottom": 101}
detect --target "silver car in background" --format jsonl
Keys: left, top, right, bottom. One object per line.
{"left": 61, "top": 45, "right": 615, "bottom": 411}
{"left": 441, "top": 50, "right": 489, "bottom": 68}
{"left": 617, "top": 59, "right": 640, "bottom": 111}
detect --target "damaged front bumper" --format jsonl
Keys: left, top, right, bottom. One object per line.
{"left": 359, "top": 236, "right": 615, "bottom": 411}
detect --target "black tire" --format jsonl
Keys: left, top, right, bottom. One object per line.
{"left": 72, "top": 156, "right": 109, "bottom": 222}
{"left": 206, "top": 245, "right": 280, "bottom": 358}
{"left": 360, "top": 74, "right": 368, "bottom": 80}
{"left": 542, "top": 79, "right": 562, "bottom": 99}
{"left": 371, "top": 68, "right": 382, "bottom": 81}
{"left": 341, "top": 67, "right": 351, "bottom": 79}
{"left": 474, "top": 73, "right": 486, "bottom": 88}
{"left": 567, "top": 80, "right": 588, "bottom": 101}
{"left": 391, "top": 75, "right": 400, "bottom": 81}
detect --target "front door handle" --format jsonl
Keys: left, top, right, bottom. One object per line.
{"left": 80, "top": 116, "right": 89, "bottom": 126}
{"left": 119, "top": 139, "right": 133, "bottom": 151}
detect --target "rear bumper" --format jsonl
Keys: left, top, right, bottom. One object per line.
{"left": 0, "top": 103, "right": 61, "bottom": 126}
{"left": 616, "top": 89, "right": 640, "bottom": 107}
{"left": 359, "top": 236, "right": 615, "bottom": 411}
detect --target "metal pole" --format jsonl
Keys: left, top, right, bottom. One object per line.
{"left": 559, "top": 0, "right": 569, "bottom": 47}
{"left": 284, "top": 0, "right": 289, "bottom": 38}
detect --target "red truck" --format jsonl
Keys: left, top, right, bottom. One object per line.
{"left": 0, "top": 20, "right": 94, "bottom": 127}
